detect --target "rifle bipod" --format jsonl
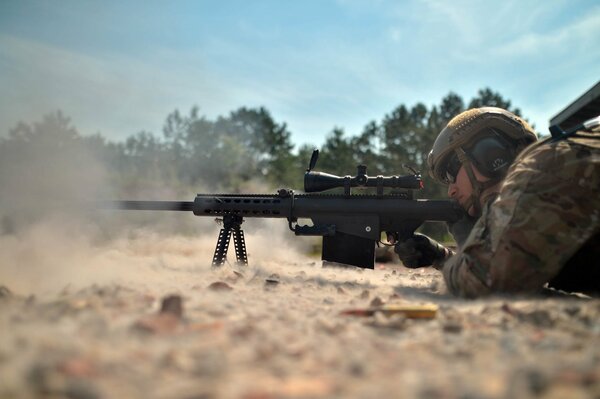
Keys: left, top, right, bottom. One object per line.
{"left": 212, "top": 214, "right": 248, "bottom": 267}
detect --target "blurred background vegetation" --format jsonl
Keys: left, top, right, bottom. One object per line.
{"left": 0, "top": 88, "right": 529, "bottom": 241}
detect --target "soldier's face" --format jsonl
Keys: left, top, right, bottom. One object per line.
{"left": 447, "top": 164, "right": 489, "bottom": 216}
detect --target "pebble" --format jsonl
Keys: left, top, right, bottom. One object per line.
{"left": 265, "top": 274, "right": 280, "bottom": 286}
{"left": 160, "top": 295, "right": 183, "bottom": 318}
{"left": 207, "top": 281, "right": 234, "bottom": 291}
{"left": 369, "top": 297, "right": 385, "bottom": 307}
{"left": 0, "top": 285, "right": 13, "bottom": 298}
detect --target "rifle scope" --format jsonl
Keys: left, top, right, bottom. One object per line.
{"left": 304, "top": 165, "right": 423, "bottom": 193}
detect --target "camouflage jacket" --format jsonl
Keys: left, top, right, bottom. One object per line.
{"left": 443, "top": 127, "right": 600, "bottom": 297}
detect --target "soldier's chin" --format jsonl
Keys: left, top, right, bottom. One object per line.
{"left": 455, "top": 199, "right": 470, "bottom": 214}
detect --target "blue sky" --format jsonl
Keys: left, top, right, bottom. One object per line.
{"left": 1, "top": 0, "right": 599, "bottom": 147}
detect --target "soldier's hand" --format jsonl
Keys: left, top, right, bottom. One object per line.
{"left": 394, "top": 233, "right": 448, "bottom": 268}
{"left": 446, "top": 214, "right": 477, "bottom": 248}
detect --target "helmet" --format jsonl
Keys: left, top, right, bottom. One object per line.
{"left": 427, "top": 107, "right": 537, "bottom": 184}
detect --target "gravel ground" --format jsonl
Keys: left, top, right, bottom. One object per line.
{"left": 1, "top": 224, "right": 599, "bottom": 399}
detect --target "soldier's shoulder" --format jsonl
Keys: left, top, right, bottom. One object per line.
{"left": 569, "top": 122, "right": 600, "bottom": 149}
{"left": 517, "top": 119, "right": 600, "bottom": 161}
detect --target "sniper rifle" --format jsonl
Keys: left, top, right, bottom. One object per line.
{"left": 102, "top": 150, "right": 463, "bottom": 269}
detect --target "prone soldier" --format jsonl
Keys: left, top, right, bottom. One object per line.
{"left": 394, "top": 107, "right": 600, "bottom": 297}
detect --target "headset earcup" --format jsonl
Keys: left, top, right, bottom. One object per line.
{"left": 468, "top": 136, "right": 514, "bottom": 179}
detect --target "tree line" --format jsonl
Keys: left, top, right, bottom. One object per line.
{"left": 0, "top": 88, "right": 528, "bottom": 223}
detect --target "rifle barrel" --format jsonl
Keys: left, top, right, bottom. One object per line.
{"left": 101, "top": 200, "right": 195, "bottom": 212}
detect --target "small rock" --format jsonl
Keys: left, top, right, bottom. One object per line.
{"left": 564, "top": 306, "right": 581, "bottom": 317}
{"left": 265, "top": 274, "right": 280, "bottom": 285}
{"left": 359, "top": 290, "right": 370, "bottom": 299}
{"left": 442, "top": 321, "right": 463, "bottom": 334}
{"left": 0, "top": 286, "right": 12, "bottom": 298}
{"left": 501, "top": 303, "right": 517, "bottom": 316}
{"left": 348, "top": 360, "right": 366, "bottom": 376}
{"left": 208, "top": 281, "right": 233, "bottom": 291}
{"left": 369, "top": 297, "right": 385, "bottom": 307}
{"left": 160, "top": 295, "right": 183, "bottom": 318}
{"left": 441, "top": 308, "right": 464, "bottom": 333}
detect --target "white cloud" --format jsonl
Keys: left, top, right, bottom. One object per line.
{"left": 0, "top": 35, "right": 233, "bottom": 139}
{"left": 493, "top": 8, "right": 600, "bottom": 58}
{"left": 0, "top": 33, "right": 382, "bottom": 144}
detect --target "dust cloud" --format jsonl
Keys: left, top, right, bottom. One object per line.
{"left": 0, "top": 214, "right": 313, "bottom": 297}
{"left": 0, "top": 114, "right": 312, "bottom": 297}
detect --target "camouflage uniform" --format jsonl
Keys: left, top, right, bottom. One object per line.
{"left": 443, "top": 128, "right": 600, "bottom": 297}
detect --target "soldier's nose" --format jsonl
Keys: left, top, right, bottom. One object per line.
{"left": 447, "top": 184, "right": 457, "bottom": 198}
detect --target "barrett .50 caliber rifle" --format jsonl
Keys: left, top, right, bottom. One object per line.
{"left": 103, "top": 150, "right": 463, "bottom": 269}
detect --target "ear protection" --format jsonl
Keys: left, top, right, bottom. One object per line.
{"left": 466, "top": 129, "right": 516, "bottom": 179}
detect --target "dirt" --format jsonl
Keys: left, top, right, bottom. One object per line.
{"left": 0, "top": 226, "right": 599, "bottom": 399}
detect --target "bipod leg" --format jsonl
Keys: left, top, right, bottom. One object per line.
{"left": 211, "top": 214, "right": 245, "bottom": 267}
{"left": 232, "top": 228, "right": 248, "bottom": 266}
{"left": 212, "top": 227, "right": 232, "bottom": 267}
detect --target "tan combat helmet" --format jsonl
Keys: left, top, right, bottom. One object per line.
{"left": 427, "top": 107, "right": 537, "bottom": 214}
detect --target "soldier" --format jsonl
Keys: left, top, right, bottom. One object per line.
{"left": 394, "top": 107, "right": 600, "bottom": 297}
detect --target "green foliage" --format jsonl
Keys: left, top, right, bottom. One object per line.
{"left": 319, "top": 128, "right": 357, "bottom": 176}
{"left": 158, "top": 106, "right": 295, "bottom": 191}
